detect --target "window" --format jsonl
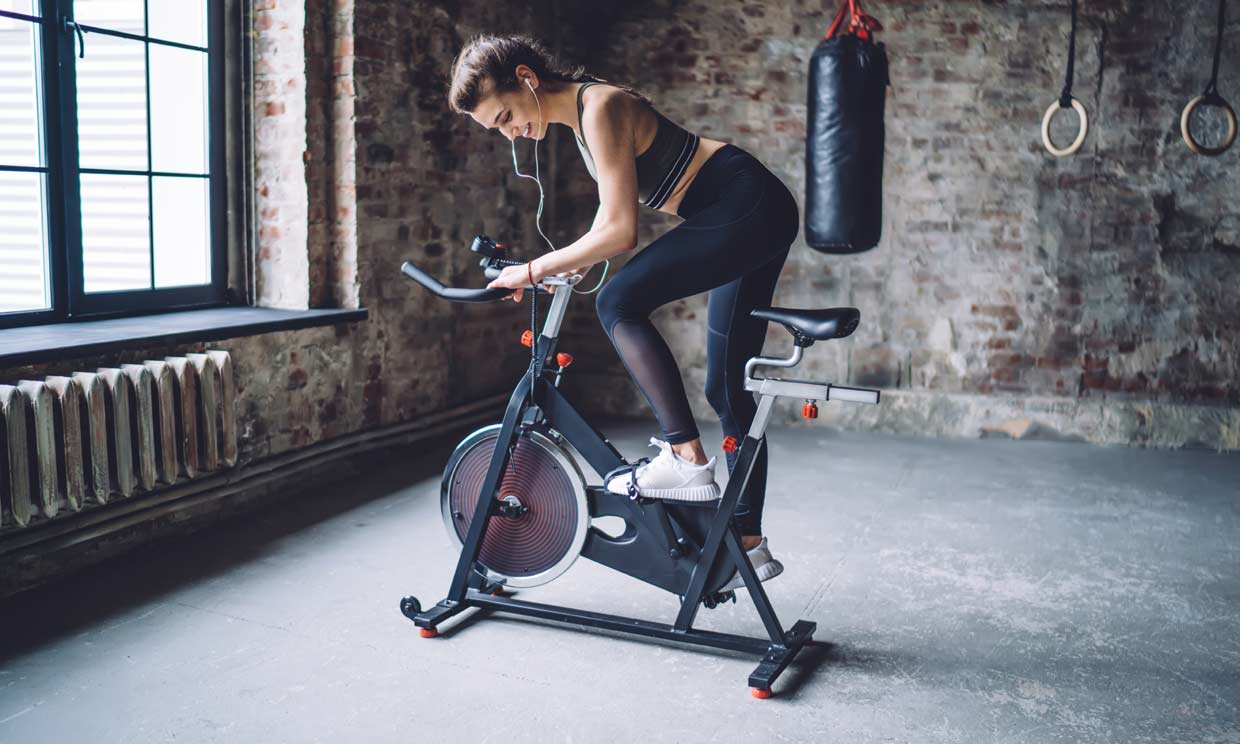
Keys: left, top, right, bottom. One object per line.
{"left": 0, "top": 0, "right": 224, "bottom": 329}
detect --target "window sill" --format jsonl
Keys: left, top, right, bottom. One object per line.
{"left": 0, "top": 307, "right": 368, "bottom": 368}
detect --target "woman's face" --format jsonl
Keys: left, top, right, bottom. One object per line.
{"left": 468, "top": 75, "right": 548, "bottom": 143}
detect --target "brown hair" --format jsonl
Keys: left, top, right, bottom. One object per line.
{"left": 448, "top": 33, "right": 651, "bottom": 114}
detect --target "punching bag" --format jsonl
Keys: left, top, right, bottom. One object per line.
{"left": 805, "top": 0, "right": 889, "bottom": 254}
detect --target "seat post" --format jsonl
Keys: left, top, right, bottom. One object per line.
{"left": 743, "top": 344, "right": 803, "bottom": 380}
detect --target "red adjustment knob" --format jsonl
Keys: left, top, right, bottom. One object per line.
{"left": 802, "top": 401, "right": 818, "bottom": 419}
{"left": 521, "top": 330, "right": 533, "bottom": 347}
{"left": 722, "top": 436, "right": 738, "bottom": 453}
{"left": 419, "top": 627, "right": 438, "bottom": 638}
{"left": 556, "top": 353, "right": 574, "bottom": 368}
{"left": 751, "top": 687, "right": 772, "bottom": 699}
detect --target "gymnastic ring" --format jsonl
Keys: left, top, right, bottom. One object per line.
{"left": 1042, "top": 97, "right": 1089, "bottom": 157}
{"left": 1180, "top": 94, "right": 1237, "bottom": 156}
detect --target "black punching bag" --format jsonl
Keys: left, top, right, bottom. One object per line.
{"left": 805, "top": 0, "right": 889, "bottom": 254}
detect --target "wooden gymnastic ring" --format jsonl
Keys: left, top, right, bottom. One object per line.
{"left": 1042, "top": 97, "right": 1089, "bottom": 157}
{"left": 1180, "top": 94, "right": 1237, "bottom": 156}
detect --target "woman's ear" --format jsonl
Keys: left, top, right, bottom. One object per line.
{"left": 515, "top": 64, "right": 538, "bottom": 90}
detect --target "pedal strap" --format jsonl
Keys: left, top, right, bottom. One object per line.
{"left": 603, "top": 458, "right": 650, "bottom": 501}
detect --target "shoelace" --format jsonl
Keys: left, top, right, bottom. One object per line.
{"left": 621, "top": 438, "right": 678, "bottom": 500}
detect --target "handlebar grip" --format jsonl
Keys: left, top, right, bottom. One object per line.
{"left": 486, "top": 264, "right": 551, "bottom": 290}
{"left": 400, "top": 261, "right": 513, "bottom": 303}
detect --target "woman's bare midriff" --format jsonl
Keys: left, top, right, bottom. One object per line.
{"left": 655, "top": 137, "right": 728, "bottom": 217}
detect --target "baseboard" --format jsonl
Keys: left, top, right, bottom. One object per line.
{"left": 779, "top": 389, "right": 1240, "bottom": 451}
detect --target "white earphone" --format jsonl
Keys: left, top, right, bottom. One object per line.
{"left": 509, "top": 74, "right": 609, "bottom": 294}
{"left": 510, "top": 76, "right": 552, "bottom": 252}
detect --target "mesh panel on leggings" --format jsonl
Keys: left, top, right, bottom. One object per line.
{"left": 607, "top": 318, "right": 701, "bottom": 445}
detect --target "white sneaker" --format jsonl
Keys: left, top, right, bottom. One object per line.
{"left": 605, "top": 438, "right": 721, "bottom": 502}
{"left": 721, "top": 537, "right": 784, "bottom": 592}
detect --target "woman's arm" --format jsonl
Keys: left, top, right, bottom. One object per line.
{"left": 552, "top": 205, "right": 606, "bottom": 277}
{"left": 530, "top": 92, "right": 639, "bottom": 278}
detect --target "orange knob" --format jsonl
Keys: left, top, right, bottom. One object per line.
{"left": 722, "top": 436, "right": 738, "bottom": 453}
{"left": 521, "top": 329, "right": 533, "bottom": 347}
{"left": 751, "top": 687, "right": 772, "bottom": 699}
{"left": 556, "top": 353, "right": 574, "bottom": 368}
{"left": 802, "top": 401, "right": 818, "bottom": 419}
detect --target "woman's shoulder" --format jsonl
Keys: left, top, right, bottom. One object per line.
{"left": 580, "top": 83, "right": 656, "bottom": 136}
{"left": 581, "top": 82, "right": 651, "bottom": 113}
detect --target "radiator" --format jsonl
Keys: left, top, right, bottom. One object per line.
{"left": 0, "top": 350, "right": 237, "bottom": 531}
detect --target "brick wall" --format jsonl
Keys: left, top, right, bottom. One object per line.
{"left": 553, "top": 0, "right": 1239, "bottom": 447}
{"left": 217, "top": 0, "right": 561, "bottom": 454}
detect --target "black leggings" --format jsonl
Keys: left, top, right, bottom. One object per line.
{"left": 595, "top": 144, "right": 799, "bottom": 536}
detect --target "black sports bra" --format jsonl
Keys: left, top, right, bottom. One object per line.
{"left": 573, "top": 82, "right": 701, "bottom": 211}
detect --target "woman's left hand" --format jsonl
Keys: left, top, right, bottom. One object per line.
{"left": 486, "top": 262, "right": 538, "bottom": 303}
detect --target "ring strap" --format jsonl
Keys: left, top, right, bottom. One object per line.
{"left": 1204, "top": 0, "right": 1227, "bottom": 100}
{"left": 1060, "top": 0, "right": 1079, "bottom": 108}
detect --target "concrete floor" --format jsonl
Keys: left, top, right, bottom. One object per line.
{"left": 1, "top": 418, "right": 1238, "bottom": 744}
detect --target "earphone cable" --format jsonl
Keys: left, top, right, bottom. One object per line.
{"left": 511, "top": 79, "right": 610, "bottom": 295}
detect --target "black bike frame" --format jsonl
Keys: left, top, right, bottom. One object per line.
{"left": 413, "top": 317, "right": 816, "bottom": 690}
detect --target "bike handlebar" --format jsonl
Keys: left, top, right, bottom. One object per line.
{"left": 400, "top": 261, "right": 513, "bottom": 303}
{"left": 400, "top": 235, "right": 582, "bottom": 304}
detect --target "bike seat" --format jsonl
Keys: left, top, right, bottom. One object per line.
{"left": 750, "top": 306, "right": 860, "bottom": 341}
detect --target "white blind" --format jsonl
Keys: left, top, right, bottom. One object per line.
{"left": 77, "top": 26, "right": 152, "bottom": 293}
{"left": 0, "top": 1, "right": 212, "bottom": 314}
{"left": 0, "top": 18, "right": 48, "bottom": 313}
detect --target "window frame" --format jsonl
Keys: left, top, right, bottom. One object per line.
{"left": 0, "top": 0, "right": 229, "bottom": 330}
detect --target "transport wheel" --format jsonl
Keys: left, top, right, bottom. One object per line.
{"left": 399, "top": 596, "right": 421, "bottom": 619}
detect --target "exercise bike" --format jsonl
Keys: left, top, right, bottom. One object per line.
{"left": 397, "top": 235, "right": 880, "bottom": 697}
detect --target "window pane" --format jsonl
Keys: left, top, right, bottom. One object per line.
{"left": 149, "top": 0, "right": 206, "bottom": 47}
{"left": 81, "top": 173, "right": 149, "bottom": 292}
{"left": 76, "top": 32, "right": 147, "bottom": 171}
{"left": 73, "top": 0, "right": 142, "bottom": 34}
{"left": 0, "top": 171, "right": 50, "bottom": 312}
{"left": 0, "top": 2, "right": 38, "bottom": 18}
{"left": 0, "top": 16, "right": 44, "bottom": 168}
{"left": 150, "top": 44, "right": 206, "bottom": 173}
{"left": 153, "top": 176, "right": 209, "bottom": 288}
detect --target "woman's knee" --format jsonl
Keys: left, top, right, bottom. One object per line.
{"left": 595, "top": 278, "right": 643, "bottom": 330}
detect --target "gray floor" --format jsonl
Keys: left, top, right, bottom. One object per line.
{"left": 2, "top": 418, "right": 1238, "bottom": 744}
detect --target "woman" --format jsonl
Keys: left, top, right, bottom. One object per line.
{"left": 450, "top": 35, "right": 798, "bottom": 590}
